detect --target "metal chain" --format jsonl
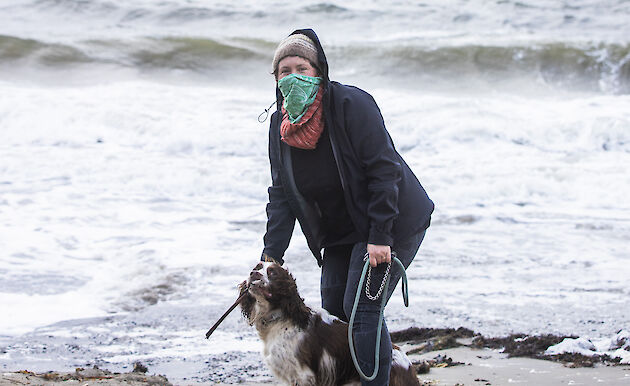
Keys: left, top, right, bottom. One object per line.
{"left": 349, "top": 253, "right": 408, "bottom": 381}
{"left": 363, "top": 252, "right": 392, "bottom": 301}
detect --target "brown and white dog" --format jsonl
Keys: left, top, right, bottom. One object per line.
{"left": 239, "top": 261, "right": 420, "bottom": 386}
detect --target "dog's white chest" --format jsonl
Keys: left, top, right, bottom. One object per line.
{"left": 262, "top": 323, "right": 314, "bottom": 385}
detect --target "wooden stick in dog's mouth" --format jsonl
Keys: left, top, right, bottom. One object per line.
{"left": 205, "top": 287, "right": 249, "bottom": 339}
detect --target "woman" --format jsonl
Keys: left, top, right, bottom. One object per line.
{"left": 261, "top": 29, "right": 434, "bottom": 385}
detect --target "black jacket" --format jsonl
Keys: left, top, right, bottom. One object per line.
{"left": 263, "top": 29, "right": 434, "bottom": 266}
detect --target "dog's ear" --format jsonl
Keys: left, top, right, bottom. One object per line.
{"left": 238, "top": 280, "right": 256, "bottom": 323}
{"left": 278, "top": 272, "right": 311, "bottom": 329}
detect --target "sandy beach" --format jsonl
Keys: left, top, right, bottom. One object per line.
{"left": 3, "top": 347, "right": 629, "bottom": 385}
{"left": 412, "top": 346, "right": 630, "bottom": 385}
{"left": 3, "top": 327, "right": 629, "bottom": 385}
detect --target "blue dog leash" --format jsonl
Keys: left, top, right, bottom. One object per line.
{"left": 348, "top": 252, "right": 409, "bottom": 381}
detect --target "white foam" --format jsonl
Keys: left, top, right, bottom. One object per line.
{"left": 545, "top": 337, "right": 596, "bottom": 356}
{"left": 545, "top": 330, "right": 630, "bottom": 363}
{"left": 0, "top": 81, "right": 271, "bottom": 333}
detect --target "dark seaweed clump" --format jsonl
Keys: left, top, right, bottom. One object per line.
{"left": 391, "top": 327, "right": 624, "bottom": 368}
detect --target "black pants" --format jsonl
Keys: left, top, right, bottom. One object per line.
{"left": 320, "top": 231, "right": 426, "bottom": 386}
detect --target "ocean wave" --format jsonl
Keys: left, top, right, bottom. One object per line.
{"left": 32, "top": 0, "right": 118, "bottom": 15}
{"left": 300, "top": 3, "right": 349, "bottom": 13}
{"left": 159, "top": 6, "right": 239, "bottom": 21}
{"left": 22, "top": 0, "right": 256, "bottom": 23}
{"left": 338, "top": 41, "right": 630, "bottom": 93}
{"left": 0, "top": 34, "right": 268, "bottom": 71}
{"left": 0, "top": 35, "right": 92, "bottom": 66}
{"left": 1, "top": 34, "right": 629, "bottom": 93}
{"left": 25, "top": 1, "right": 350, "bottom": 20}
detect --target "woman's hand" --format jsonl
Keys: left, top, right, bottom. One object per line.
{"left": 367, "top": 244, "right": 391, "bottom": 267}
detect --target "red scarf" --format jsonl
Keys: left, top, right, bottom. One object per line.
{"left": 280, "top": 87, "right": 324, "bottom": 150}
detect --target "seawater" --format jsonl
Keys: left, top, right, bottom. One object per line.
{"left": 1, "top": 0, "right": 629, "bottom": 382}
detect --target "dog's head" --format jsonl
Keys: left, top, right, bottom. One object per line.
{"left": 238, "top": 262, "right": 310, "bottom": 328}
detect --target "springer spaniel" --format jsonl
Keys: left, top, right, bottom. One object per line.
{"left": 239, "top": 262, "right": 420, "bottom": 386}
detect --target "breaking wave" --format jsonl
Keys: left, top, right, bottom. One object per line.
{"left": 0, "top": 34, "right": 269, "bottom": 71}
{"left": 340, "top": 41, "right": 630, "bottom": 94}
{"left": 2, "top": 34, "right": 629, "bottom": 93}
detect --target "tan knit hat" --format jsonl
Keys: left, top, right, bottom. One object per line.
{"left": 272, "top": 34, "right": 319, "bottom": 73}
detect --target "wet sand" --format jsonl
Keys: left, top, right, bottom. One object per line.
{"left": 411, "top": 346, "right": 630, "bottom": 386}
{"left": 3, "top": 332, "right": 629, "bottom": 386}
{"left": 3, "top": 349, "right": 629, "bottom": 386}
{"left": 0, "top": 367, "right": 173, "bottom": 385}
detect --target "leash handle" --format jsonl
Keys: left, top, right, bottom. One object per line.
{"left": 363, "top": 252, "right": 393, "bottom": 301}
{"left": 348, "top": 256, "right": 408, "bottom": 381}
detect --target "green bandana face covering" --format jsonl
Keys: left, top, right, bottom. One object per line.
{"left": 277, "top": 74, "right": 322, "bottom": 123}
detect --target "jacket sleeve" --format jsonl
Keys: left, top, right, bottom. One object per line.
{"left": 343, "top": 88, "right": 401, "bottom": 246}
{"left": 262, "top": 113, "right": 296, "bottom": 265}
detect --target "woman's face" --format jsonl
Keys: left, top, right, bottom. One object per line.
{"left": 276, "top": 56, "right": 318, "bottom": 80}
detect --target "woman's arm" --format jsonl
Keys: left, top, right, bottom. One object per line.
{"left": 342, "top": 88, "right": 402, "bottom": 249}
{"left": 262, "top": 114, "right": 296, "bottom": 265}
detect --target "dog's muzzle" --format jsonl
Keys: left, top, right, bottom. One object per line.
{"left": 249, "top": 271, "right": 263, "bottom": 284}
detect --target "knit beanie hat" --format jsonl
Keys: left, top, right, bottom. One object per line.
{"left": 272, "top": 34, "right": 319, "bottom": 73}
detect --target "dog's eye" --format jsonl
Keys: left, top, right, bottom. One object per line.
{"left": 268, "top": 269, "right": 276, "bottom": 277}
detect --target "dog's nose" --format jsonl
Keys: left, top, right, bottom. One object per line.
{"left": 250, "top": 271, "right": 263, "bottom": 282}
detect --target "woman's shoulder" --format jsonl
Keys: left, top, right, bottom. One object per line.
{"left": 329, "top": 81, "right": 380, "bottom": 112}
{"left": 329, "top": 81, "right": 374, "bottom": 99}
